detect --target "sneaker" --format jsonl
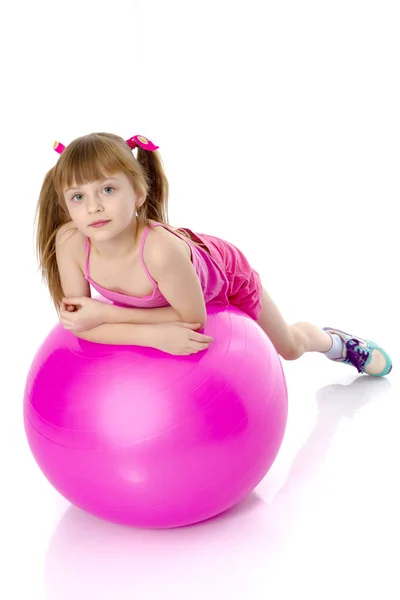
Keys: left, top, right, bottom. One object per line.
{"left": 322, "top": 327, "right": 392, "bottom": 377}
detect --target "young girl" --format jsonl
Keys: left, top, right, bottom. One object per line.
{"left": 35, "top": 132, "right": 392, "bottom": 374}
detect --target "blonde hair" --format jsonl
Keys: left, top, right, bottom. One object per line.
{"left": 34, "top": 131, "right": 204, "bottom": 314}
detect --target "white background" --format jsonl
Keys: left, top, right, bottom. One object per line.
{"left": 1, "top": 1, "right": 399, "bottom": 598}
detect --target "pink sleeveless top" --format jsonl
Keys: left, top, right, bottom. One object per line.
{"left": 84, "top": 221, "right": 231, "bottom": 310}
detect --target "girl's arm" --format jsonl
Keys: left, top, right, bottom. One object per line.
{"left": 74, "top": 322, "right": 158, "bottom": 346}
{"left": 73, "top": 320, "right": 210, "bottom": 355}
{"left": 144, "top": 232, "right": 207, "bottom": 327}
{"left": 102, "top": 303, "right": 182, "bottom": 325}
{"left": 102, "top": 231, "right": 207, "bottom": 327}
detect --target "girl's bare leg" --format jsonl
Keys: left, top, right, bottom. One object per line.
{"left": 255, "top": 287, "right": 333, "bottom": 361}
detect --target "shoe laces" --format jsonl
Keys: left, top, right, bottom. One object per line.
{"left": 344, "top": 338, "right": 370, "bottom": 373}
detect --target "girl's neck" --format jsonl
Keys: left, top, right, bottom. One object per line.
{"left": 89, "top": 219, "right": 148, "bottom": 261}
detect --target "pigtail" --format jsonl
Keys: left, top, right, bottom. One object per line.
{"left": 34, "top": 168, "right": 71, "bottom": 314}
{"left": 135, "top": 147, "right": 169, "bottom": 224}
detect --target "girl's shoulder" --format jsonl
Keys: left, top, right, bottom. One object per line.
{"left": 144, "top": 221, "right": 192, "bottom": 261}
{"left": 55, "top": 221, "right": 86, "bottom": 272}
{"left": 56, "top": 220, "right": 81, "bottom": 241}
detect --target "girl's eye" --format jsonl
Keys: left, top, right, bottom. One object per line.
{"left": 71, "top": 186, "right": 115, "bottom": 202}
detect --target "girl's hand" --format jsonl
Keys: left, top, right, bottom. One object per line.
{"left": 151, "top": 321, "right": 213, "bottom": 355}
{"left": 59, "top": 296, "right": 107, "bottom": 332}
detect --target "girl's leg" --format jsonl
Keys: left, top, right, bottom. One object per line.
{"left": 256, "top": 286, "right": 392, "bottom": 376}
{"left": 255, "top": 287, "right": 331, "bottom": 360}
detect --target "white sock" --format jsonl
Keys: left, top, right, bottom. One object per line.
{"left": 323, "top": 332, "right": 345, "bottom": 359}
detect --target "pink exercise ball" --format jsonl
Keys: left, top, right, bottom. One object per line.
{"left": 23, "top": 301, "right": 288, "bottom": 529}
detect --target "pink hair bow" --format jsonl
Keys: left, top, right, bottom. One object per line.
{"left": 53, "top": 134, "right": 159, "bottom": 154}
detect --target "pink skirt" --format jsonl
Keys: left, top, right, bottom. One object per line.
{"left": 194, "top": 232, "right": 263, "bottom": 322}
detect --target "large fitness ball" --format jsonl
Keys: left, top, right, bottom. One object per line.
{"left": 23, "top": 303, "right": 288, "bottom": 528}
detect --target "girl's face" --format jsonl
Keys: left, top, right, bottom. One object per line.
{"left": 63, "top": 171, "right": 143, "bottom": 233}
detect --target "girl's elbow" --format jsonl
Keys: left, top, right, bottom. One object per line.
{"left": 176, "top": 299, "right": 206, "bottom": 328}
{"left": 198, "top": 311, "right": 207, "bottom": 329}
{"left": 183, "top": 310, "right": 206, "bottom": 328}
